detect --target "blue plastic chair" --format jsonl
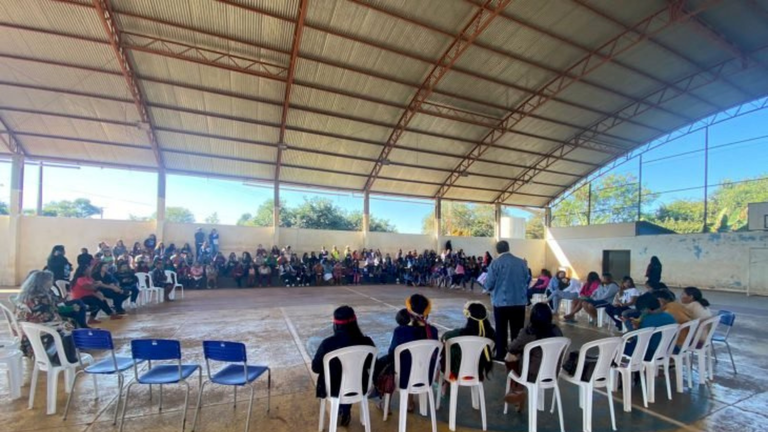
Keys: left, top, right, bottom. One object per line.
{"left": 64, "top": 329, "right": 142, "bottom": 424}
{"left": 713, "top": 310, "right": 737, "bottom": 374}
{"left": 120, "top": 339, "right": 200, "bottom": 432}
{"left": 191, "top": 341, "right": 271, "bottom": 432}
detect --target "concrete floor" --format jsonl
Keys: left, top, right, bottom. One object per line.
{"left": 1, "top": 284, "right": 766, "bottom": 432}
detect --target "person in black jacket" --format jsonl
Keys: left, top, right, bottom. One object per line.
{"left": 46, "top": 245, "right": 72, "bottom": 282}
{"left": 646, "top": 256, "right": 662, "bottom": 285}
{"left": 311, "top": 305, "right": 375, "bottom": 427}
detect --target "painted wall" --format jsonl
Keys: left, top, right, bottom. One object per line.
{"left": 278, "top": 228, "right": 363, "bottom": 254}
{"left": 164, "top": 222, "right": 273, "bottom": 256}
{"left": 0, "top": 216, "right": 11, "bottom": 285}
{"left": 546, "top": 226, "right": 768, "bottom": 292}
{"left": 366, "top": 232, "right": 434, "bottom": 255}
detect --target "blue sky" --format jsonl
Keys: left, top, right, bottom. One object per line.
{"left": 1, "top": 103, "right": 766, "bottom": 233}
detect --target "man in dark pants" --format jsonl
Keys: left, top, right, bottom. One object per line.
{"left": 484, "top": 240, "right": 530, "bottom": 360}
{"left": 194, "top": 227, "right": 206, "bottom": 259}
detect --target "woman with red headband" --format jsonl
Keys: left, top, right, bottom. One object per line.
{"left": 311, "top": 305, "right": 375, "bottom": 428}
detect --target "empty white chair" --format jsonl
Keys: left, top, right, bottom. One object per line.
{"left": 689, "top": 315, "right": 720, "bottom": 385}
{"left": 21, "top": 322, "right": 96, "bottom": 415}
{"left": 318, "top": 345, "right": 377, "bottom": 432}
{"left": 559, "top": 337, "right": 621, "bottom": 432}
{"left": 136, "top": 272, "right": 163, "bottom": 305}
{"left": 435, "top": 336, "right": 494, "bottom": 431}
{"left": 531, "top": 293, "right": 548, "bottom": 304}
{"left": 612, "top": 327, "right": 654, "bottom": 412}
{"left": 642, "top": 324, "right": 679, "bottom": 403}
{"left": 0, "top": 302, "right": 22, "bottom": 350}
{"left": 382, "top": 340, "right": 441, "bottom": 432}
{"left": 0, "top": 348, "right": 23, "bottom": 400}
{"left": 668, "top": 319, "right": 699, "bottom": 393}
{"left": 506, "top": 337, "right": 570, "bottom": 432}
{"left": 165, "top": 270, "right": 184, "bottom": 300}
{"left": 54, "top": 280, "right": 70, "bottom": 297}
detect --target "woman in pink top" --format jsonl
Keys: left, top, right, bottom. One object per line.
{"left": 70, "top": 265, "right": 121, "bottom": 324}
{"left": 562, "top": 271, "right": 601, "bottom": 321}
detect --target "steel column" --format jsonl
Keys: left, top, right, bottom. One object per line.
{"left": 36, "top": 163, "right": 43, "bottom": 216}
{"left": 157, "top": 170, "right": 166, "bottom": 242}
{"left": 10, "top": 154, "right": 24, "bottom": 216}
{"left": 586, "top": 183, "right": 592, "bottom": 226}
{"left": 703, "top": 126, "right": 709, "bottom": 232}
{"left": 637, "top": 154, "right": 643, "bottom": 221}
{"left": 364, "top": 0, "right": 512, "bottom": 192}
{"left": 91, "top": 0, "right": 163, "bottom": 168}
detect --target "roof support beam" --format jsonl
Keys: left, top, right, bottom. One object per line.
{"left": 494, "top": 42, "right": 768, "bottom": 204}
{"left": 91, "top": 0, "right": 163, "bottom": 168}
{"left": 434, "top": 0, "right": 722, "bottom": 200}
{"left": 364, "top": 0, "right": 512, "bottom": 192}
{"left": 0, "top": 115, "right": 26, "bottom": 154}
{"left": 352, "top": 0, "right": 695, "bottom": 125}
{"left": 276, "top": 0, "right": 308, "bottom": 183}
{"left": 572, "top": 0, "right": 756, "bottom": 103}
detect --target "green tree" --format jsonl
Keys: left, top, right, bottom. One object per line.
{"left": 706, "top": 176, "right": 768, "bottom": 232}
{"left": 552, "top": 173, "right": 651, "bottom": 227}
{"left": 42, "top": 198, "right": 101, "bottom": 218}
{"left": 204, "top": 212, "right": 220, "bottom": 224}
{"left": 237, "top": 199, "right": 293, "bottom": 227}
{"left": 526, "top": 216, "right": 545, "bottom": 239}
{"left": 290, "top": 197, "right": 354, "bottom": 230}
{"left": 421, "top": 202, "right": 498, "bottom": 237}
{"left": 649, "top": 199, "right": 704, "bottom": 234}
{"left": 164, "top": 207, "right": 195, "bottom": 223}
{"left": 347, "top": 211, "right": 397, "bottom": 233}
{"left": 0, "top": 201, "right": 8, "bottom": 215}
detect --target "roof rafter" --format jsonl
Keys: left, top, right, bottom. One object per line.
{"left": 90, "top": 0, "right": 163, "bottom": 168}
{"left": 363, "top": 0, "right": 513, "bottom": 192}
{"left": 434, "top": 0, "right": 722, "bottom": 200}
{"left": 276, "top": 0, "right": 308, "bottom": 182}
{"left": 0, "top": 115, "right": 26, "bottom": 154}
{"left": 494, "top": 42, "right": 768, "bottom": 204}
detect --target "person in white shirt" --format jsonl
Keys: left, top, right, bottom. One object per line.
{"left": 681, "top": 286, "right": 712, "bottom": 320}
{"left": 547, "top": 274, "right": 581, "bottom": 316}
{"left": 605, "top": 276, "right": 641, "bottom": 330}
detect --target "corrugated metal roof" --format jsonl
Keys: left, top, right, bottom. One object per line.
{"left": 0, "top": 0, "right": 766, "bottom": 207}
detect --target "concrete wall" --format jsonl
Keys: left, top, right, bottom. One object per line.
{"left": 546, "top": 224, "right": 768, "bottom": 292}
{"left": 279, "top": 228, "right": 363, "bottom": 254}
{"left": 366, "top": 232, "right": 434, "bottom": 255}
{"left": 0, "top": 216, "right": 11, "bottom": 285}
{"left": 164, "top": 222, "right": 273, "bottom": 256}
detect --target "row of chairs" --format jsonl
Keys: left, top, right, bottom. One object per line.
{"left": 9, "top": 324, "right": 270, "bottom": 432}
{"left": 50, "top": 270, "right": 184, "bottom": 310}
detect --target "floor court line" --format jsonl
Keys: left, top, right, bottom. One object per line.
{"left": 280, "top": 307, "right": 316, "bottom": 385}
{"left": 345, "top": 287, "right": 708, "bottom": 432}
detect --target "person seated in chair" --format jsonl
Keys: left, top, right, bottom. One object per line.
{"left": 441, "top": 301, "right": 495, "bottom": 386}
{"left": 311, "top": 306, "right": 375, "bottom": 428}
{"left": 151, "top": 259, "right": 175, "bottom": 300}
{"left": 625, "top": 293, "right": 677, "bottom": 360}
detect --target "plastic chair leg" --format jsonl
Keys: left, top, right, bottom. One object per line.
{"left": 63, "top": 370, "right": 83, "bottom": 420}
{"left": 191, "top": 380, "right": 208, "bottom": 432}
{"left": 318, "top": 399, "right": 326, "bottom": 432}
{"left": 478, "top": 383, "right": 487, "bottom": 431}
{"left": 7, "top": 354, "right": 22, "bottom": 400}
{"left": 328, "top": 399, "right": 339, "bottom": 432}
{"left": 398, "top": 391, "right": 408, "bottom": 432}
{"left": 28, "top": 363, "right": 39, "bottom": 410}
{"left": 663, "top": 362, "right": 672, "bottom": 400}
{"left": 698, "top": 351, "right": 707, "bottom": 385}
{"left": 434, "top": 374, "right": 443, "bottom": 411}
{"left": 47, "top": 368, "right": 61, "bottom": 415}
{"left": 471, "top": 386, "right": 479, "bottom": 410}
{"left": 503, "top": 376, "right": 511, "bottom": 414}
{"left": 707, "top": 346, "right": 715, "bottom": 382}
{"left": 382, "top": 393, "right": 390, "bottom": 422}
{"left": 553, "top": 386, "right": 565, "bottom": 432}
{"left": 607, "top": 376, "right": 617, "bottom": 431}
{"left": 621, "top": 370, "right": 632, "bottom": 412}
{"left": 725, "top": 342, "right": 737, "bottom": 374}
{"left": 427, "top": 389, "right": 437, "bottom": 432}
{"left": 528, "top": 387, "right": 537, "bottom": 432}
{"left": 639, "top": 368, "right": 648, "bottom": 408}
{"left": 419, "top": 392, "right": 427, "bottom": 416}
{"left": 646, "top": 365, "right": 656, "bottom": 403}
{"left": 360, "top": 397, "right": 371, "bottom": 432}
{"left": 448, "top": 383, "right": 458, "bottom": 431}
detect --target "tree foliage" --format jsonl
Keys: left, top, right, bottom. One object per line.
{"left": 0, "top": 201, "right": 8, "bottom": 215}
{"left": 130, "top": 207, "right": 196, "bottom": 223}
{"left": 204, "top": 212, "right": 220, "bottom": 224}
{"left": 237, "top": 197, "right": 397, "bottom": 232}
{"left": 42, "top": 198, "right": 101, "bottom": 218}
{"left": 526, "top": 216, "right": 545, "bottom": 239}
{"left": 553, "top": 174, "right": 650, "bottom": 227}
{"left": 421, "top": 202, "right": 498, "bottom": 237}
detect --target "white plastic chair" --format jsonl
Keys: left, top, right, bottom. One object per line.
{"left": 165, "top": 270, "right": 184, "bottom": 300}
{"left": 611, "top": 327, "right": 654, "bottom": 412}
{"left": 559, "top": 337, "right": 621, "bottom": 432}
{"left": 506, "top": 337, "right": 570, "bottom": 432}
{"left": 318, "top": 345, "right": 377, "bottom": 432}
{"left": 690, "top": 315, "right": 720, "bottom": 385}
{"left": 21, "top": 322, "right": 96, "bottom": 415}
{"left": 642, "top": 324, "right": 679, "bottom": 403}
{"left": 596, "top": 308, "right": 608, "bottom": 328}
{"left": 531, "top": 293, "right": 547, "bottom": 304}
{"left": 0, "top": 302, "right": 22, "bottom": 350}
{"left": 0, "top": 348, "right": 23, "bottom": 399}
{"left": 136, "top": 272, "right": 163, "bottom": 305}
{"left": 668, "top": 319, "right": 699, "bottom": 393}
{"left": 435, "top": 336, "right": 494, "bottom": 431}
{"left": 382, "top": 340, "right": 441, "bottom": 432}
{"left": 54, "top": 280, "right": 70, "bottom": 297}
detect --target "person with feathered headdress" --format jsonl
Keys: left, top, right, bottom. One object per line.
{"left": 441, "top": 301, "right": 496, "bottom": 382}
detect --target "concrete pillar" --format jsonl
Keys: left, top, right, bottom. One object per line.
{"left": 362, "top": 191, "right": 370, "bottom": 248}
{"left": 36, "top": 162, "right": 43, "bottom": 216}
{"left": 544, "top": 206, "right": 552, "bottom": 228}
{"left": 7, "top": 154, "right": 24, "bottom": 285}
{"left": 434, "top": 198, "right": 442, "bottom": 252}
{"left": 273, "top": 181, "right": 280, "bottom": 247}
{"left": 156, "top": 169, "right": 166, "bottom": 242}
{"left": 494, "top": 203, "right": 502, "bottom": 241}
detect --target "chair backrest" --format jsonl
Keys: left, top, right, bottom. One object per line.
{"left": 202, "top": 340, "right": 248, "bottom": 381}
{"left": 73, "top": 328, "right": 118, "bottom": 369}
{"left": 165, "top": 270, "right": 178, "bottom": 285}
{"left": 131, "top": 339, "right": 181, "bottom": 361}
{"left": 445, "top": 336, "right": 494, "bottom": 384}
{"left": 519, "top": 336, "right": 570, "bottom": 385}
{"left": 670, "top": 319, "right": 699, "bottom": 356}
{"left": 135, "top": 272, "right": 150, "bottom": 290}
{"left": 394, "top": 339, "right": 442, "bottom": 392}
{"left": 717, "top": 310, "right": 735, "bottom": 338}
{"left": 692, "top": 315, "right": 720, "bottom": 349}
{"left": 322, "top": 345, "right": 377, "bottom": 403}
{"left": 616, "top": 328, "right": 655, "bottom": 371}
{"left": 572, "top": 337, "right": 622, "bottom": 385}
{"left": 0, "top": 302, "right": 21, "bottom": 339}
{"left": 647, "top": 323, "right": 679, "bottom": 362}
{"left": 54, "top": 280, "right": 70, "bottom": 296}
{"left": 20, "top": 322, "right": 78, "bottom": 370}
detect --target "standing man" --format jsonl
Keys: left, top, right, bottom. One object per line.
{"left": 194, "top": 227, "right": 206, "bottom": 260}
{"left": 209, "top": 228, "right": 220, "bottom": 256}
{"left": 484, "top": 240, "right": 530, "bottom": 360}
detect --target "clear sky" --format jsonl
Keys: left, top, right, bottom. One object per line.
{"left": 0, "top": 101, "right": 766, "bottom": 232}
